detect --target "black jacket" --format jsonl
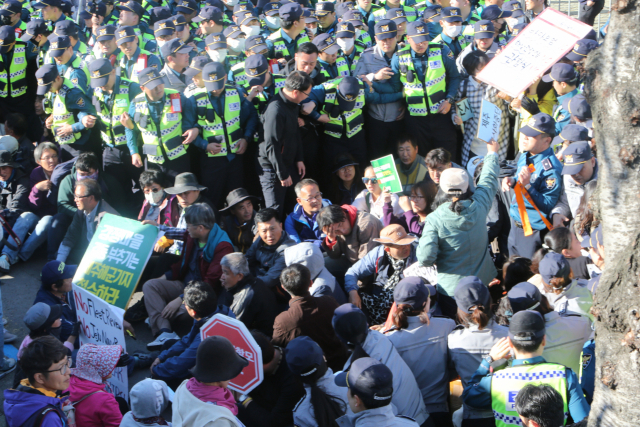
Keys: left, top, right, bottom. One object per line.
{"left": 61, "top": 199, "right": 120, "bottom": 262}
{"left": 258, "top": 90, "right": 304, "bottom": 181}
{"left": 0, "top": 168, "right": 30, "bottom": 226}
{"left": 218, "top": 275, "right": 278, "bottom": 337}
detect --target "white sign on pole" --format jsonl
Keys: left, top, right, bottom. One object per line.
{"left": 476, "top": 8, "right": 592, "bottom": 97}
{"left": 73, "top": 284, "right": 128, "bottom": 401}
{"left": 476, "top": 100, "right": 502, "bottom": 143}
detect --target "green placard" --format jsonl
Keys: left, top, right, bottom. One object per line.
{"left": 72, "top": 214, "right": 158, "bottom": 309}
{"left": 371, "top": 155, "right": 403, "bottom": 194}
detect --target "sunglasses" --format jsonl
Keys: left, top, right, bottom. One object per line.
{"left": 362, "top": 178, "right": 378, "bottom": 184}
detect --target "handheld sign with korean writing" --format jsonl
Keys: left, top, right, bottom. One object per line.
{"left": 476, "top": 99, "right": 502, "bottom": 143}
{"left": 456, "top": 98, "right": 473, "bottom": 122}
{"left": 370, "top": 155, "right": 403, "bottom": 193}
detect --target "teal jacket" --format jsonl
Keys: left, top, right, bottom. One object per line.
{"left": 417, "top": 152, "right": 499, "bottom": 296}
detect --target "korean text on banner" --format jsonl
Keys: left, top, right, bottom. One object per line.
{"left": 371, "top": 155, "right": 403, "bottom": 194}
{"left": 73, "top": 214, "right": 158, "bottom": 310}
{"left": 73, "top": 284, "right": 128, "bottom": 401}
{"left": 476, "top": 8, "right": 592, "bottom": 98}
{"left": 476, "top": 99, "right": 502, "bottom": 143}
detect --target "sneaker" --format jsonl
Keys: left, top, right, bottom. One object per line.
{"left": 0, "top": 255, "right": 10, "bottom": 274}
{"left": 124, "top": 298, "right": 148, "bottom": 323}
{"left": 147, "top": 331, "right": 179, "bottom": 350}
{"left": 3, "top": 328, "right": 17, "bottom": 343}
{"left": 0, "top": 356, "right": 16, "bottom": 380}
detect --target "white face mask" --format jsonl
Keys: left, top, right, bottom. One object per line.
{"left": 308, "top": 26, "right": 318, "bottom": 35}
{"left": 145, "top": 190, "right": 165, "bottom": 206}
{"left": 355, "top": 28, "right": 363, "bottom": 38}
{"left": 444, "top": 25, "right": 462, "bottom": 38}
{"left": 265, "top": 16, "right": 281, "bottom": 29}
{"left": 241, "top": 24, "right": 261, "bottom": 37}
{"left": 228, "top": 37, "right": 245, "bottom": 52}
{"left": 157, "top": 39, "right": 167, "bottom": 48}
{"left": 336, "top": 37, "right": 354, "bottom": 51}
{"left": 208, "top": 48, "right": 227, "bottom": 62}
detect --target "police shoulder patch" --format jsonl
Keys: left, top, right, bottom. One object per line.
{"left": 542, "top": 157, "right": 552, "bottom": 171}
{"left": 76, "top": 97, "right": 85, "bottom": 107}
{"left": 582, "top": 353, "right": 592, "bottom": 370}
{"left": 545, "top": 177, "right": 556, "bottom": 189}
{"left": 71, "top": 77, "right": 78, "bottom": 84}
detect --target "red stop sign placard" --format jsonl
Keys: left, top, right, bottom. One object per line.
{"left": 200, "top": 314, "right": 264, "bottom": 394}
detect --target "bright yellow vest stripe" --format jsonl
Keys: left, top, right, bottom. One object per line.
{"left": 50, "top": 78, "right": 85, "bottom": 145}
{"left": 320, "top": 77, "right": 365, "bottom": 139}
{"left": 398, "top": 44, "right": 447, "bottom": 116}
{"left": 267, "top": 30, "right": 310, "bottom": 61}
{"left": 0, "top": 41, "right": 27, "bottom": 97}
{"left": 94, "top": 78, "right": 132, "bottom": 146}
{"left": 194, "top": 85, "right": 244, "bottom": 157}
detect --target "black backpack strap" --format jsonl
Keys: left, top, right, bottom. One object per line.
{"left": 22, "top": 405, "right": 65, "bottom": 427}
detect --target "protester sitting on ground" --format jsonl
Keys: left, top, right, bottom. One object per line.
{"left": 383, "top": 180, "right": 438, "bottom": 238}
{"left": 173, "top": 336, "right": 248, "bottom": 427}
{"left": 56, "top": 179, "right": 120, "bottom": 264}
{"left": 246, "top": 208, "right": 296, "bottom": 299}
{"left": 333, "top": 357, "right": 421, "bottom": 427}
{"left": 137, "top": 170, "right": 177, "bottom": 229}
{"left": 29, "top": 142, "right": 60, "bottom": 220}
{"left": 143, "top": 203, "right": 234, "bottom": 348}
{"left": 515, "top": 384, "right": 566, "bottom": 427}
{"left": 120, "top": 379, "right": 172, "bottom": 427}
{"left": 4, "top": 114, "right": 36, "bottom": 172}
{"left": 284, "top": 241, "right": 348, "bottom": 304}
{"left": 284, "top": 178, "right": 332, "bottom": 246}
{"left": 218, "top": 253, "right": 278, "bottom": 337}
{"left": 395, "top": 134, "right": 429, "bottom": 196}
{"left": 536, "top": 226, "right": 592, "bottom": 281}
{"left": 353, "top": 166, "right": 404, "bottom": 223}
{"left": 4, "top": 337, "right": 71, "bottom": 427}
{"left": 33, "top": 261, "right": 77, "bottom": 343}
{"left": 329, "top": 153, "right": 366, "bottom": 205}
{"left": 332, "top": 304, "right": 430, "bottom": 426}
{"left": 272, "top": 264, "right": 348, "bottom": 371}
{"left": 237, "top": 331, "right": 305, "bottom": 427}
{"left": 68, "top": 344, "right": 130, "bottom": 427}
{"left": 17, "top": 303, "right": 78, "bottom": 360}
{"left": 219, "top": 188, "right": 260, "bottom": 254}
{"left": 284, "top": 336, "right": 348, "bottom": 427}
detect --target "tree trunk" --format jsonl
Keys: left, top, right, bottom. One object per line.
{"left": 585, "top": 0, "right": 640, "bottom": 425}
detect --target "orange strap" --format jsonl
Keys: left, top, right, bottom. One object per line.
{"left": 514, "top": 182, "right": 553, "bottom": 237}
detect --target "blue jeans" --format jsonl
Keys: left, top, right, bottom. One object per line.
{"left": 0, "top": 285, "right": 4, "bottom": 364}
{"left": 2, "top": 212, "right": 53, "bottom": 263}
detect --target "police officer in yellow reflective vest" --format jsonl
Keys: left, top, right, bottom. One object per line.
{"left": 463, "top": 310, "right": 590, "bottom": 427}
{"left": 116, "top": 25, "right": 162, "bottom": 83}
{"left": 187, "top": 61, "right": 259, "bottom": 208}
{"left": 432, "top": 7, "right": 474, "bottom": 58}
{"left": 47, "top": 34, "right": 90, "bottom": 92}
{"left": 35, "top": 64, "right": 98, "bottom": 161}
{"left": 266, "top": 3, "right": 309, "bottom": 66}
{"left": 125, "top": 67, "right": 199, "bottom": 182}
{"left": 334, "top": 22, "right": 366, "bottom": 74}
{"left": 313, "top": 34, "right": 351, "bottom": 80}
{"left": 391, "top": 20, "right": 461, "bottom": 159}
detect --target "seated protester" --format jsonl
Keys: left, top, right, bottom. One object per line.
{"left": 383, "top": 180, "right": 437, "bottom": 238}
{"left": 56, "top": 179, "right": 119, "bottom": 264}
{"left": 219, "top": 188, "right": 259, "bottom": 254}
{"left": 28, "top": 142, "right": 59, "bottom": 220}
{"left": 539, "top": 227, "right": 592, "bottom": 282}
{"left": 143, "top": 203, "right": 233, "bottom": 347}
{"left": 515, "top": 384, "right": 567, "bottom": 427}
{"left": 218, "top": 253, "right": 278, "bottom": 337}
{"left": 329, "top": 153, "right": 366, "bottom": 206}
{"left": 272, "top": 264, "right": 348, "bottom": 371}
{"left": 462, "top": 310, "right": 590, "bottom": 425}
{"left": 284, "top": 178, "right": 332, "bottom": 246}
{"left": 173, "top": 337, "right": 247, "bottom": 427}
{"left": 332, "top": 304, "right": 430, "bottom": 426}
{"left": 4, "top": 337, "right": 71, "bottom": 427}
{"left": 68, "top": 344, "right": 129, "bottom": 427}
{"left": 284, "top": 336, "right": 348, "bottom": 427}
{"left": 551, "top": 142, "right": 598, "bottom": 228}
{"left": 121, "top": 379, "right": 172, "bottom": 427}
{"left": 456, "top": 21, "right": 504, "bottom": 78}
{"left": 18, "top": 303, "right": 78, "bottom": 359}
{"left": 344, "top": 224, "right": 420, "bottom": 324}
{"left": 284, "top": 241, "right": 348, "bottom": 304}
{"left": 33, "top": 261, "right": 78, "bottom": 343}
{"left": 353, "top": 166, "right": 404, "bottom": 224}
{"left": 4, "top": 115, "right": 37, "bottom": 173}
{"left": 137, "top": 170, "right": 177, "bottom": 228}
{"left": 237, "top": 331, "right": 306, "bottom": 427}
{"left": 384, "top": 277, "right": 456, "bottom": 425}
{"left": 395, "top": 134, "right": 429, "bottom": 196}
{"left": 246, "top": 208, "right": 296, "bottom": 296}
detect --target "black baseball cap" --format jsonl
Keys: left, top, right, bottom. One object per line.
{"left": 542, "top": 63, "right": 578, "bottom": 83}
{"left": 454, "top": 276, "right": 490, "bottom": 313}
{"left": 154, "top": 19, "right": 176, "bottom": 36}
{"left": 386, "top": 7, "right": 407, "bottom": 24}
{"left": 41, "top": 260, "right": 77, "bottom": 287}
{"left": 149, "top": 6, "right": 172, "bottom": 25}
{"left": 509, "top": 310, "right": 546, "bottom": 342}
{"left": 406, "top": 20, "right": 430, "bottom": 43}
{"left": 20, "top": 19, "right": 48, "bottom": 42}
{"left": 315, "top": 1, "right": 334, "bottom": 16}
{"left": 507, "top": 282, "right": 541, "bottom": 313}
{"left": 335, "top": 357, "right": 393, "bottom": 402}
{"left": 245, "top": 34, "right": 267, "bottom": 53}
{"left": 117, "top": 0, "right": 144, "bottom": 17}
{"left": 95, "top": 24, "right": 117, "bottom": 41}
{"left": 566, "top": 38, "right": 598, "bottom": 62}
{"left": 313, "top": 33, "right": 340, "bottom": 55}
{"left": 184, "top": 55, "right": 212, "bottom": 77}
{"left": 393, "top": 277, "right": 430, "bottom": 310}
{"left": 332, "top": 303, "right": 368, "bottom": 345}
{"left": 337, "top": 76, "right": 360, "bottom": 111}
{"left": 423, "top": 4, "right": 442, "bottom": 20}
{"left": 480, "top": 5, "right": 511, "bottom": 20}
{"left": 562, "top": 93, "right": 591, "bottom": 121}
{"left": 503, "top": 0, "right": 524, "bottom": 17}
{"left": 116, "top": 25, "right": 137, "bottom": 45}
{"left": 88, "top": 58, "right": 113, "bottom": 88}
{"left": 440, "top": 7, "right": 462, "bottom": 22}
{"left": 0, "top": 25, "right": 15, "bottom": 54}
{"left": 284, "top": 336, "right": 325, "bottom": 377}
{"left": 161, "top": 38, "right": 192, "bottom": 59}
{"left": 232, "top": 3, "right": 251, "bottom": 16}
{"left": 138, "top": 67, "right": 165, "bottom": 89}
{"left": 519, "top": 113, "right": 556, "bottom": 137}
{"left": 280, "top": 2, "right": 303, "bottom": 21}
{"left": 202, "top": 61, "right": 227, "bottom": 91}
{"left": 0, "top": 1, "right": 22, "bottom": 16}
{"left": 342, "top": 10, "right": 363, "bottom": 26}
{"left": 335, "top": 21, "right": 355, "bottom": 39}
{"left": 374, "top": 19, "right": 397, "bottom": 40}
{"left": 206, "top": 32, "right": 226, "bottom": 49}
{"left": 35, "top": 64, "right": 60, "bottom": 95}
{"left": 47, "top": 34, "right": 71, "bottom": 58}
{"left": 335, "top": 1, "right": 354, "bottom": 18}
{"left": 175, "top": 0, "right": 198, "bottom": 14}
{"left": 263, "top": 3, "right": 280, "bottom": 16}
{"left": 172, "top": 14, "right": 188, "bottom": 31}
{"left": 54, "top": 20, "right": 78, "bottom": 38}
{"left": 192, "top": 5, "right": 223, "bottom": 23}
{"left": 562, "top": 141, "right": 592, "bottom": 175}
{"left": 474, "top": 20, "right": 494, "bottom": 39}
{"left": 33, "top": 0, "right": 62, "bottom": 10}
{"left": 245, "top": 53, "right": 269, "bottom": 87}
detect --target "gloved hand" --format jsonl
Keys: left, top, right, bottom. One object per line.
{"left": 70, "top": 321, "right": 81, "bottom": 338}
{"left": 117, "top": 353, "right": 133, "bottom": 367}
{"left": 520, "top": 97, "right": 541, "bottom": 115}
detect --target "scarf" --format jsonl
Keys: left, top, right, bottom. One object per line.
{"left": 202, "top": 223, "right": 233, "bottom": 263}
{"left": 186, "top": 378, "right": 239, "bottom": 415}
{"left": 383, "top": 253, "right": 406, "bottom": 291}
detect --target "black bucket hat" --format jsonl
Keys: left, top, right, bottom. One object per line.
{"left": 220, "top": 188, "right": 260, "bottom": 213}
{"left": 190, "top": 336, "right": 249, "bottom": 382}
{"left": 165, "top": 172, "right": 207, "bottom": 195}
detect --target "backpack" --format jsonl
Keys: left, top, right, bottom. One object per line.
{"left": 19, "top": 390, "right": 103, "bottom": 427}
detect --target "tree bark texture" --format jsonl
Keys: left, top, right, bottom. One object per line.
{"left": 584, "top": 0, "right": 640, "bottom": 425}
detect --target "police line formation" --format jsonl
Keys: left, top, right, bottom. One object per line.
{"left": 0, "top": 0, "right": 605, "bottom": 424}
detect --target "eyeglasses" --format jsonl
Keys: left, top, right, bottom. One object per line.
{"left": 46, "top": 357, "right": 72, "bottom": 375}
{"left": 300, "top": 192, "right": 322, "bottom": 202}
{"left": 300, "top": 89, "right": 311, "bottom": 97}
{"left": 362, "top": 178, "right": 378, "bottom": 185}
{"left": 74, "top": 194, "right": 90, "bottom": 200}
{"left": 40, "top": 155, "right": 58, "bottom": 161}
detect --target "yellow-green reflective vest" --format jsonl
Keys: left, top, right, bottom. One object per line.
{"left": 133, "top": 26, "right": 156, "bottom": 51}
{"left": 64, "top": 55, "right": 91, "bottom": 86}
{"left": 251, "top": 75, "right": 286, "bottom": 117}
{"left": 319, "top": 56, "right": 351, "bottom": 80}
{"left": 47, "top": 78, "right": 85, "bottom": 145}
{"left": 193, "top": 85, "right": 244, "bottom": 157}
{"left": 320, "top": 77, "right": 365, "bottom": 139}
{"left": 398, "top": 44, "right": 446, "bottom": 116}
{"left": 491, "top": 362, "right": 568, "bottom": 427}
{"left": 119, "top": 49, "right": 154, "bottom": 83}
{"left": 431, "top": 30, "right": 474, "bottom": 56}
{"left": 133, "top": 89, "right": 187, "bottom": 164}
{"left": 0, "top": 41, "right": 27, "bottom": 98}
{"left": 372, "top": 5, "right": 417, "bottom": 23}
{"left": 356, "top": 30, "right": 373, "bottom": 48}
{"left": 267, "top": 30, "right": 310, "bottom": 61}
{"left": 93, "top": 78, "right": 133, "bottom": 147}
{"left": 230, "top": 61, "right": 248, "bottom": 87}
{"left": 347, "top": 41, "right": 366, "bottom": 74}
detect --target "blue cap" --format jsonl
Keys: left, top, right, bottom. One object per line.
{"left": 154, "top": 19, "right": 176, "bottom": 36}
{"left": 474, "top": 20, "right": 494, "bottom": 39}
{"left": 41, "top": 260, "right": 77, "bottom": 287}
{"left": 192, "top": 5, "right": 223, "bottom": 23}
{"left": 138, "top": 67, "right": 165, "bottom": 89}
{"left": 116, "top": 25, "right": 137, "bottom": 45}
{"left": 47, "top": 34, "right": 71, "bottom": 57}
{"left": 175, "top": 0, "right": 198, "bottom": 14}
{"left": 95, "top": 24, "right": 117, "bottom": 41}
{"left": 519, "top": 113, "right": 556, "bottom": 137}
{"left": 342, "top": 10, "right": 363, "bottom": 25}
{"left": 507, "top": 282, "right": 541, "bottom": 313}
{"left": 281, "top": 2, "right": 303, "bottom": 21}
{"left": 245, "top": 54, "right": 269, "bottom": 87}
{"left": 374, "top": 19, "right": 397, "bottom": 40}
{"left": 335, "top": 21, "right": 355, "bottom": 38}
{"left": 84, "top": 1, "right": 107, "bottom": 18}
{"left": 263, "top": 3, "right": 280, "bottom": 16}
{"left": 0, "top": 25, "right": 15, "bottom": 54}
{"left": 394, "top": 276, "right": 430, "bottom": 310}
{"left": 337, "top": 76, "right": 360, "bottom": 111}
{"left": 20, "top": 19, "right": 48, "bottom": 42}
{"left": 332, "top": 303, "right": 368, "bottom": 345}
{"left": 285, "top": 336, "right": 325, "bottom": 377}
{"left": 313, "top": 33, "right": 340, "bottom": 54}
{"left": 509, "top": 310, "right": 546, "bottom": 342}
{"left": 35, "top": 64, "right": 59, "bottom": 94}
{"left": 171, "top": 14, "right": 188, "bottom": 31}
{"left": 335, "top": 2, "right": 355, "bottom": 18}
{"left": 205, "top": 32, "right": 226, "bottom": 49}
{"left": 149, "top": 6, "right": 172, "bottom": 25}
{"left": 422, "top": 4, "right": 442, "bottom": 20}
{"left": 407, "top": 20, "right": 430, "bottom": 43}
{"left": 60, "top": 0, "right": 72, "bottom": 15}
{"left": 88, "top": 58, "right": 113, "bottom": 88}
{"left": 335, "top": 357, "right": 393, "bottom": 402}
{"left": 454, "top": 276, "right": 490, "bottom": 313}
{"left": 238, "top": 11, "right": 259, "bottom": 27}
{"left": 542, "top": 62, "right": 578, "bottom": 83}
{"left": 539, "top": 252, "right": 571, "bottom": 285}
{"left": 562, "top": 93, "right": 591, "bottom": 121}
{"left": 315, "top": 1, "right": 334, "bottom": 16}
{"left": 566, "top": 38, "right": 598, "bottom": 62}
{"left": 480, "top": 5, "right": 511, "bottom": 20}
{"left": 559, "top": 124, "right": 589, "bottom": 143}
{"left": 117, "top": 0, "right": 144, "bottom": 17}
{"left": 33, "top": 0, "right": 62, "bottom": 9}
{"left": 386, "top": 7, "right": 407, "bottom": 23}
{"left": 202, "top": 61, "right": 227, "bottom": 91}
{"left": 0, "top": 1, "right": 22, "bottom": 16}
{"left": 440, "top": 7, "right": 462, "bottom": 22}
{"left": 561, "top": 141, "right": 592, "bottom": 175}
{"left": 184, "top": 55, "right": 211, "bottom": 77}
{"left": 161, "top": 37, "right": 192, "bottom": 59}
{"left": 303, "top": 8, "right": 318, "bottom": 22}
{"left": 588, "top": 225, "right": 603, "bottom": 255}
{"left": 54, "top": 20, "right": 78, "bottom": 38}
{"left": 233, "top": 3, "right": 252, "bottom": 15}
{"left": 503, "top": 0, "right": 524, "bottom": 17}
{"left": 223, "top": 24, "right": 243, "bottom": 39}
{"left": 246, "top": 34, "right": 267, "bottom": 53}
{"left": 511, "top": 22, "right": 527, "bottom": 36}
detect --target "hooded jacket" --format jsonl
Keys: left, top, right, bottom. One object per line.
{"left": 322, "top": 205, "right": 383, "bottom": 264}
{"left": 0, "top": 167, "right": 30, "bottom": 225}
{"left": 284, "top": 199, "right": 332, "bottom": 245}
{"left": 218, "top": 275, "right": 277, "bottom": 337}
{"left": 4, "top": 380, "right": 68, "bottom": 427}
{"left": 120, "top": 379, "right": 172, "bottom": 427}
{"left": 246, "top": 231, "right": 296, "bottom": 289}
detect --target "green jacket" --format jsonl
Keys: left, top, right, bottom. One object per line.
{"left": 417, "top": 152, "right": 499, "bottom": 296}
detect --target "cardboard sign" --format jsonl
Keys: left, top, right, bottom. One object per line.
{"left": 73, "top": 285, "right": 128, "bottom": 401}
{"left": 456, "top": 97, "right": 473, "bottom": 122}
{"left": 476, "top": 9, "right": 592, "bottom": 97}
{"left": 476, "top": 99, "right": 502, "bottom": 143}
{"left": 371, "top": 155, "right": 403, "bottom": 194}
{"left": 73, "top": 214, "right": 157, "bottom": 310}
